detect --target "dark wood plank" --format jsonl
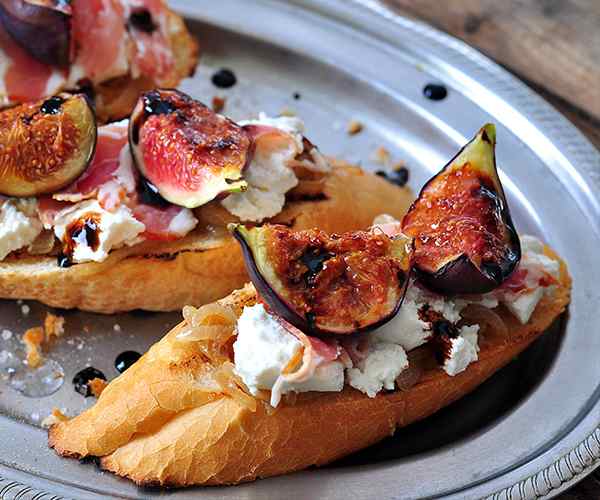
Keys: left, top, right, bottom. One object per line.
{"left": 385, "top": 0, "right": 600, "bottom": 124}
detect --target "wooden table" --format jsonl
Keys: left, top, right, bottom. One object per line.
{"left": 386, "top": 1, "right": 600, "bottom": 498}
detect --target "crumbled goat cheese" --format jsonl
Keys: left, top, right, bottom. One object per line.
{"left": 53, "top": 200, "right": 145, "bottom": 263}
{"left": 373, "top": 284, "right": 464, "bottom": 350}
{"left": 347, "top": 342, "right": 408, "bottom": 398}
{"left": 233, "top": 304, "right": 344, "bottom": 404}
{"left": 443, "top": 325, "right": 480, "bottom": 376}
{"left": 0, "top": 200, "right": 42, "bottom": 260}
{"left": 222, "top": 117, "right": 300, "bottom": 222}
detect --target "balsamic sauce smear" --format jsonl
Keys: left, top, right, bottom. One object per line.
{"left": 40, "top": 96, "right": 65, "bottom": 115}
{"left": 423, "top": 83, "right": 448, "bottom": 101}
{"left": 138, "top": 177, "right": 170, "bottom": 207}
{"left": 128, "top": 8, "right": 157, "bottom": 33}
{"left": 131, "top": 91, "right": 177, "bottom": 145}
{"left": 58, "top": 215, "right": 102, "bottom": 268}
{"left": 211, "top": 68, "right": 237, "bottom": 89}
{"left": 73, "top": 366, "right": 106, "bottom": 397}
{"left": 115, "top": 351, "right": 142, "bottom": 373}
{"left": 376, "top": 167, "right": 409, "bottom": 187}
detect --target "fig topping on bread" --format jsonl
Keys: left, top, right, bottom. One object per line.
{"left": 231, "top": 223, "right": 411, "bottom": 335}
{"left": 129, "top": 89, "right": 250, "bottom": 209}
{"left": 402, "top": 124, "right": 520, "bottom": 294}
{"left": 0, "top": 93, "right": 96, "bottom": 197}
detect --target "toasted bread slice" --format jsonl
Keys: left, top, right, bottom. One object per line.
{"left": 0, "top": 164, "right": 413, "bottom": 313}
{"left": 49, "top": 247, "right": 571, "bottom": 487}
{"left": 94, "top": 8, "right": 199, "bottom": 123}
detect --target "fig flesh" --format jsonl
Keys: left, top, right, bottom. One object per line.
{"left": 402, "top": 124, "right": 520, "bottom": 295}
{"left": 0, "top": 93, "right": 97, "bottom": 197}
{"left": 232, "top": 224, "right": 411, "bottom": 335}
{"left": 129, "top": 89, "right": 250, "bottom": 209}
{"left": 0, "top": 0, "right": 71, "bottom": 67}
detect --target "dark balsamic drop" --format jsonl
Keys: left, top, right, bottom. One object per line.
{"left": 129, "top": 8, "right": 157, "bottom": 33}
{"left": 376, "top": 166, "right": 410, "bottom": 187}
{"left": 293, "top": 92, "right": 301, "bottom": 100}
{"left": 138, "top": 177, "right": 170, "bottom": 207}
{"left": 211, "top": 69, "right": 237, "bottom": 89}
{"left": 143, "top": 90, "right": 176, "bottom": 116}
{"left": 40, "top": 96, "right": 65, "bottom": 115}
{"left": 57, "top": 253, "right": 73, "bottom": 268}
{"left": 115, "top": 351, "right": 142, "bottom": 373}
{"left": 73, "top": 366, "right": 106, "bottom": 397}
{"left": 423, "top": 83, "right": 448, "bottom": 101}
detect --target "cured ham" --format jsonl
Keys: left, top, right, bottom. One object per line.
{"left": 0, "top": 25, "right": 58, "bottom": 102}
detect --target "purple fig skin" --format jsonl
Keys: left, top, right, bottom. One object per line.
{"left": 403, "top": 124, "right": 521, "bottom": 296}
{"left": 414, "top": 253, "right": 515, "bottom": 296}
{"left": 231, "top": 224, "right": 410, "bottom": 336}
{"left": 0, "top": 0, "right": 71, "bottom": 68}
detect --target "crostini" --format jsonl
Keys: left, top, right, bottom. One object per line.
{"left": 0, "top": 89, "right": 412, "bottom": 312}
{"left": 48, "top": 125, "right": 571, "bottom": 487}
{"left": 0, "top": 0, "right": 198, "bottom": 122}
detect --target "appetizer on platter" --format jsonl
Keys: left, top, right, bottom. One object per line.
{"left": 49, "top": 125, "right": 571, "bottom": 487}
{"left": 0, "top": 89, "right": 412, "bottom": 312}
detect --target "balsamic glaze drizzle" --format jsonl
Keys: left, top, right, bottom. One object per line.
{"left": 211, "top": 69, "right": 237, "bottom": 89}
{"left": 72, "top": 366, "right": 106, "bottom": 397}
{"left": 423, "top": 83, "right": 448, "bottom": 101}
{"left": 115, "top": 351, "right": 142, "bottom": 374}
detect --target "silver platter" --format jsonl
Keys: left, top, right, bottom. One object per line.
{"left": 1, "top": 1, "right": 600, "bottom": 498}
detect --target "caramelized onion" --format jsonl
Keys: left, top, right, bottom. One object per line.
{"left": 213, "top": 362, "right": 257, "bottom": 412}
{"left": 177, "top": 303, "right": 237, "bottom": 343}
{"left": 460, "top": 304, "right": 508, "bottom": 340}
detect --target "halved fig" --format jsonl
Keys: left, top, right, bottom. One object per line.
{"left": 0, "top": 0, "right": 71, "bottom": 67}
{"left": 402, "top": 124, "right": 520, "bottom": 295}
{"left": 231, "top": 224, "right": 411, "bottom": 335}
{"left": 0, "top": 93, "right": 97, "bottom": 197}
{"left": 129, "top": 89, "right": 250, "bottom": 209}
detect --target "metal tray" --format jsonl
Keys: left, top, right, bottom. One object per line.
{"left": 1, "top": 1, "right": 600, "bottom": 498}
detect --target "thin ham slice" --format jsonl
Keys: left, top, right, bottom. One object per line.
{"left": 71, "top": 0, "right": 128, "bottom": 83}
{"left": 0, "top": 26, "right": 56, "bottom": 102}
{"left": 131, "top": 203, "right": 193, "bottom": 241}
{"left": 124, "top": 0, "right": 174, "bottom": 84}
{"left": 270, "top": 317, "right": 341, "bottom": 406}
{"left": 54, "top": 122, "right": 131, "bottom": 206}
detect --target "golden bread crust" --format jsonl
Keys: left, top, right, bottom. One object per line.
{"left": 49, "top": 250, "right": 571, "bottom": 486}
{"left": 0, "top": 165, "right": 413, "bottom": 312}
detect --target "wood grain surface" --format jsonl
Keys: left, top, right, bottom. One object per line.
{"left": 385, "top": 0, "right": 600, "bottom": 150}
{"left": 384, "top": 1, "right": 600, "bottom": 498}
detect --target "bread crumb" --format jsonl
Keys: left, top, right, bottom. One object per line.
{"left": 21, "top": 304, "right": 30, "bottom": 316}
{"left": 113, "top": 323, "right": 122, "bottom": 332}
{"left": 41, "top": 407, "right": 69, "bottom": 428}
{"left": 347, "top": 120, "right": 363, "bottom": 135}
{"left": 1, "top": 329, "right": 12, "bottom": 340}
{"left": 44, "top": 313, "right": 65, "bottom": 341}
{"left": 279, "top": 108, "right": 296, "bottom": 117}
{"left": 23, "top": 327, "right": 44, "bottom": 368}
{"left": 89, "top": 377, "right": 107, "bottom": 398}
{"left": 211, "top": 96, "right": 226, "bottom": 113}
{"left": 372, "top": 146, "right": 391, "bottom": 167}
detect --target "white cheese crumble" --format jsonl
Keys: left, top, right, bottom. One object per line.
{"left": 347, "top": 342, "right": 408, "bottom": 398}
{"left": 372, "top": 284, "right": 463, "bottom": 350}
{"left": 0, "top": 201, "right": 42, "bottom": 260}
{"left": 233, "top": 304, "right": 345, "bottom": 405}
{"left": 233, "top": 304, "right": 302, "bottom": 395}
{"left": 221, "top": 120, "right": 299, "bottom": 222}
{"left": 167, "top": 208, "right": 198, "bottom": 236}
{"left": 53, "top": 200, "right": 145, "bottom": 264}
{"left": 443, "top": 325, "right": 480, "bottom": 376}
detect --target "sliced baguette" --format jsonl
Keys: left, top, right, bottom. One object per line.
{"left": 49, "top": 247, "right": 571, "bottom": 487}
{"left": 0, "top": 164, "right": 413, "bottom": 313}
